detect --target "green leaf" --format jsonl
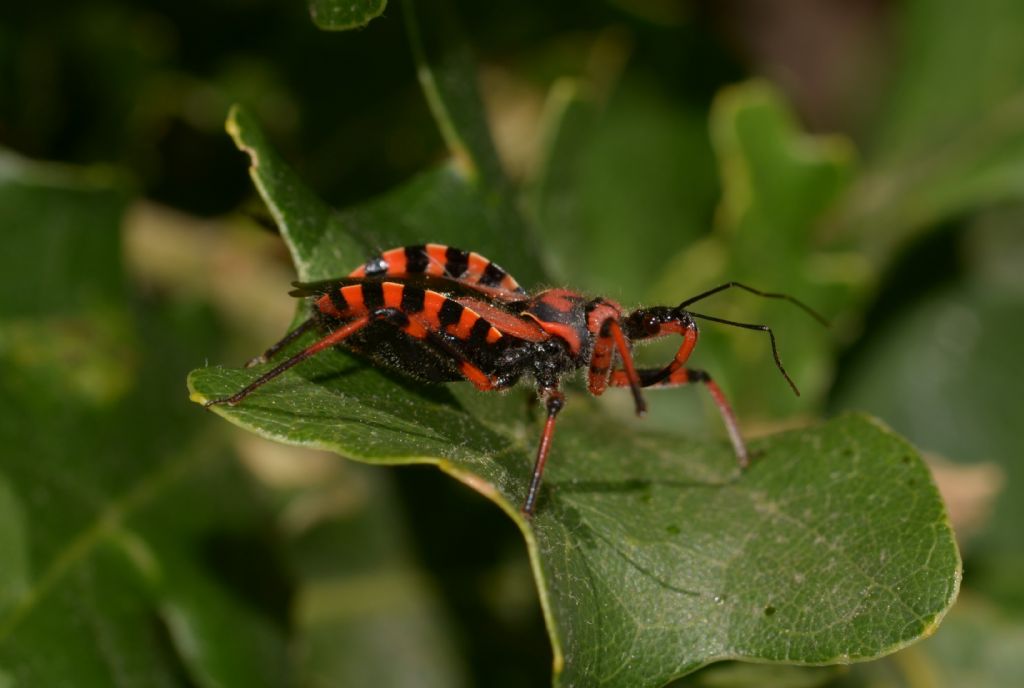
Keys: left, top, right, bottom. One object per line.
{"left": 527, "top": 77, "right": 718, "bottom": 302}
{"left": 227, "top": 104, "right": 544, "bottom": 287}
{"left": 289, "top": 464, "right": 469, "bottom": 687}
{"left": 189, "top": 112, "right": 960, "bottom": 686}
{"left": 650, "top": 80, "right": 864, "bottom": 419}
{"left": 911, "top": 597, "right": 1024, "bottom": 688}
{"left": 400, "top": 0, "right": 507, "bottom": 189}
{"left": 396, "top": 0, "right": 547, "bottom": 283}
{"left": 226, "top": 104, "right": 366, "bottom": 281}
{"left": 783, "top": 599, "right": 1024, "bottom": 688}
{"left": 0, "top": 478, "right": 30, "bottom": 618}
{"left": 0, "top": 154, "right": 288, "bottom": 687}
{"left": 831, "top": 207, "right": 1024, "bottom": 611}
{"left": 308, "top": 0, "right": 387, "bottom": 31}
{"left": 833, "top": 0, "right": 1024, "bottom": 260}
{"left": 283, "top": 0, "right": 544, "bottom": 286}
{"left": 0, "top": 151, "right": 130, "bottom": 317}
{"left": 0, "top": 151, "right": 137, "bottom": 406}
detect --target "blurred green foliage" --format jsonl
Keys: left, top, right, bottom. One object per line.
{"left": 2, "top": 0, "right": 1023, "bottom": 686}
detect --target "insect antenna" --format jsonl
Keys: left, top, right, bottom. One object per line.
{"left": 687, "top": 311, "right": 802, "bottom": 396}
{"left": 678, "top": 281, "right": 828, "bottom": 326}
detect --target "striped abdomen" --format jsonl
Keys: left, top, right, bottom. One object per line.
{"left": 349, "top": 244, "right": 525, "bottom": 296}
{"left": 315, "top": 280, "right": 504, "bottom": 347}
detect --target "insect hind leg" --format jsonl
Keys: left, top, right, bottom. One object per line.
{"left": 206, "top": 314, "right": 372, "bottom": 408}
{"left": 208, "top": 308, "right": 421, "bottom": 407}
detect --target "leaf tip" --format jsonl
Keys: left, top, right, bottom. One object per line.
{"left": 185, "top": 369, "right": 213, "bottom": 408}
{"left": 225, "top": 105, "right": 261, "bottom": 170}
{"left": 446, "top": 149, "right": 478, "bottom": 183}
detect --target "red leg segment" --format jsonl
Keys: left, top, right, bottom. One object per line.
{"left": 523, "top": 389, "right": 565, "bottom": 516}
{"left": 207, "top": 306, "right": 507, "bottom": 407}
{"left": 609, "top": 367, "right": 749, "bottom": 468}
{"left": 637, "top": 320, "right": 699, "bottom": 385}
{"left": 587, "top": 305, "right": 645, "bottom": 415}
{"left": 244, "top": 317, "right": 317, "bottom": 368}
{"left": 206, "top": 315, "right": 373, "bottom": 407}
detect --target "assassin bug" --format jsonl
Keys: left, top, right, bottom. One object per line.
{"left": 205, "top": 244, "right": 825, "bottom": 516}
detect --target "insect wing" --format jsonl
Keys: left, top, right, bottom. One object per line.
{"left": 291, "top": 274, "right": 529, "bottom": 304}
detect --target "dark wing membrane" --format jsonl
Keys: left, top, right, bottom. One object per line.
{"left": 291, "top": 274, "right": 530, "bottom": 306}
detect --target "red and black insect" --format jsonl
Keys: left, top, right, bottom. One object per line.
{"left": 205, "top": 243, "right": 824, "bottom": 516}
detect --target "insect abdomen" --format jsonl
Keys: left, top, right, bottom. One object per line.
{"left": 315, "top": 281, "right": 503, "bottom": 346}
{"left": 349, "top": 244, "right": 525, "bottom": 295}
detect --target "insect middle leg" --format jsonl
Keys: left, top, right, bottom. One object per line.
{"left": 522, "top": 388, "right": 565, "bottom": 517}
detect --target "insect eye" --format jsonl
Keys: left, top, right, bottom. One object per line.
{"left": 645, "top": 315, "right": 661, "bottom": 334}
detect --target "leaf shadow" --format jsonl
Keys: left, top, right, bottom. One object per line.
{"left": 553, "top": 475, "right": 739, "bottom": 496}
{"left": 307, "top": 364, "right": 465, "bottom": 410}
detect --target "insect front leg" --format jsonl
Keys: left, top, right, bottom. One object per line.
{"left": 608, "top": 367, "right": 748, "bottom": 468}
{"left": 621, "top": 307, "right": 700, "bottom": 386}
{"left": 586, "top": 303, "right": 645, "bottom": 415}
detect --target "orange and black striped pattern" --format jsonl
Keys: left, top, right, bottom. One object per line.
{"left": 349, "top": 244, "right": 526, "bottom": 296}
{"left": 314, "top": 280, "right": 504, "bottom": 348}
